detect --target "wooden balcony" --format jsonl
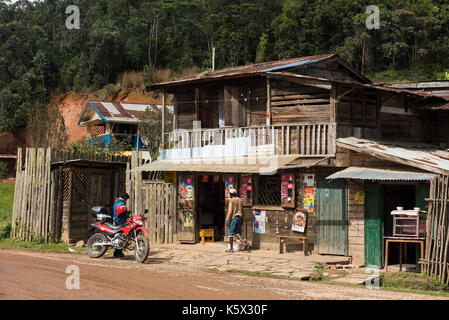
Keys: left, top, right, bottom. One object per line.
{"left": 162, "top": 122, "right": 336, "bottom": 160}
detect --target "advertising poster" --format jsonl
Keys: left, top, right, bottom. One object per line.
{"left": 225, "top": 176, "right": 235, "bottom": 199}
{"left": 202, "top": 174, "right": 209, "bottom": 183}
{"left": 303, "top": 187, "right": 314, "bottom": 213}
{"left": 183, "top": 211, "right": 193, "bottom": 227}
{"left": 240, "top": 176, "right": 252, "bottom": 200}
{"left": 292, "top": 211, "right": 307, "bottom": 233}
{"left": 253, "top": 210, "right": 266, "bottom": 234}
{"left": 181, "top": 177, "right": 194, "bottom": 200}
{"left": 281, "top": 174, "right": 294, "bottom": 201}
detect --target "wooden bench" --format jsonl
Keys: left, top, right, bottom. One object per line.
{"left": 277, "top": 236, "right": 308, "bottom": 256}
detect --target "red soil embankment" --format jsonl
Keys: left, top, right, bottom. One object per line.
{"left": 54, "top": 88, "right": 163, "bottom": 144}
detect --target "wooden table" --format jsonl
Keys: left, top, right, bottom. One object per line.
{"left": 277, "top": 235, "right": 308, "bottom": 256}
{"left": 384, "top": 236, "right": 425, "bottom": 272}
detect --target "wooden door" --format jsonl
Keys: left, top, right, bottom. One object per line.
{"left": 364, "top": 183, "right": 383, "bottom": 268}
{"left": 224, "top": 86, "right": 246, "bottom": 127}
{"left": 317, "top": 176, "right": 348, "bottom": 255}
{"left": 415, "top": 183, "right": 429, "bottom": 211}
{"left": 177, "top": 175, "right": 197, "bottom": 243}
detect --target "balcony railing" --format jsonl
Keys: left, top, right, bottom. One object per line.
{"left": 161, "top": 123, "right": 336, "bottom": 160}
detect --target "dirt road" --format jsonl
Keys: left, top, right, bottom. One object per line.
{"left": 0, "top": 248, "right": 446, "bottom": 300}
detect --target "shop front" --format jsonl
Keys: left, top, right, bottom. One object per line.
{"left": 174, "top": 168, "right": 338, "bottom": 254}
{"left": 327, "top": 167, "right": 434, "bottom": 268}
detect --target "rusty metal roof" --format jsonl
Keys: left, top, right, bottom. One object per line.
{"left": 267, "top": 72, "right": 449, "bottom": 101}
{"left": 148, "top": 53, "right": 371, "bottom": 89}
{"left": 78, "top": 101, "right": 170, "bottom": 126}
{"left": 326, "top": 167, "right": 435, "bottom": 181}
{"left": 337, "top": 137, "right": 449, "bottom": 175}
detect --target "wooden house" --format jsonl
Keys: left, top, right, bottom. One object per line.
{"left": 78, "top": 101, "right": 172, "bottom": 150}
{"left": 134, "top": 53, "right": 449, "bottom": 269}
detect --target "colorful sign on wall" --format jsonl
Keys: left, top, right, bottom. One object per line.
{"left": 225, "top": 176, "right": 235, "bottom": 199}
{"left": 355, "top": 191, "right": 365, "bottom": 205}
{"left": 183, "top": 211, "right": 193, "bottom": 227}
{"left": 253, "top": 210, "right": 266, "bottom": 234}
{"left": 240, "top": 176, "right": 252, "bottom": 200}
{"left": 303, "top": 187, "right": 314, "bottom": 213}
{"left": 181, "top": 176, "right": 194, "bottom": 201}
{"left": 292, "top": 210, "right": 307, "bottom": 233}
{"left": 281, "top": 174, "right": 294, "bottom": 201}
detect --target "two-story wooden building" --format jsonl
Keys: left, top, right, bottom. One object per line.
{"left": 135, "top": 54, "right": 449, "bottom": 268}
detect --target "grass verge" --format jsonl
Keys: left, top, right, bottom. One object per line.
{"left": 0, "top": 238, "right": 85, "bottom": 254}
{"left": 380, "top": 272, "right": 449, "bottom": 297}
{"left": 0, "top": 182, "right": 14, "bottom": 229}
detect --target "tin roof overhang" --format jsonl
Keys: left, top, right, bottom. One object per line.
{"left": 147, "top": 71, "right": 449, "bottom": 104}
{"left": 147, "top": 54, "right": 373, "bottom": 90}
{"left": 326, "top": 167, "right": 435, "bottom": 181}
{"left": 337, "top": 137, "right": 449, "bottom": 175}
{"left": 132, "top": 155, "right": 327, "bottom": 174}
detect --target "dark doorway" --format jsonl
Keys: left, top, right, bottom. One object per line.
{"left": 198, "top": 175, "right": 226, "bottom": 241}
{"left": 383, "top": 184, "right": 417, "bottom": 265}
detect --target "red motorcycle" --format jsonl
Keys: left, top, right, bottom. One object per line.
{"left": 87, "top": 206, "right": 150, "bottom": 263}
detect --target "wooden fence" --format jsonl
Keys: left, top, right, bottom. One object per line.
{"left": 127, "top": 151, "right": 177, "bottom": 244}
{"left": 423, "top": 174, "right": 449, "bottom": 284}
{"left": 11, "top": 148, "right": 57, "bottom": 242}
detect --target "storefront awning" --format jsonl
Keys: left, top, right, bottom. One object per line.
{"left": 132, "top": 155, "right": 328, "bottom": 174}
{"left": 326, "top": 167, "right": 436, "bottom": 181}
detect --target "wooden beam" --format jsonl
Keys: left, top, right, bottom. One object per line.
{"left": 376, "top": 92, "right": 381, "bottom": 138}
{"left": 195, "top": 87, "right": 200, "bottom": 121}
{"left": 266, "top": 78, "right": 271, "bottom": 126}
{"left": 161, "top": 91, "right": 166, "bottom": 149}
{"left": 267, "top": 74, "right": 332, "bottom": 90}
{"left": 330, "top": 83, "right": 337, "bottom": 123}
{"left": 336, "top": 87, "right": 354, "bottom": 103}
{"left": 173, "top": 95, "right": 178, "bottom": 130}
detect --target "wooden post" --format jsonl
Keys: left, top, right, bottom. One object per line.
{"left": 161, "top": 91, "right": 166, "bottom": 150}
{"left": 330, "top": 83, "right": 337, "bottom": 123}
{"left": 266, "top": 78, "right": 271, "bottom": 127}
{"left": 195, "top": 87, "right": 200, "bottom": 122}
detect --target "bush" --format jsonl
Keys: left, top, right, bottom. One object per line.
{"left": 31, "top": 236, "right": 46, "bottom": 244}
{"left": 0, "top": 222, "right": 11, "bottom": 239}
{"left": 0, "top": 161, "right": 7, "bottom": 181}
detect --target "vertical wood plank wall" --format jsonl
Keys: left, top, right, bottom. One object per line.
{"left": 423, "top": 174, "right": 449, "bottom": 284}
{"left": 126, "top": 151, "right": 177, "bottom": 244}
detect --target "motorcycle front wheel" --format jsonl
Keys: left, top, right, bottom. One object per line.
{"left": 134, "top": 234, "right": 149, "bottom": 263}
{"left": 87, "top": 233, "right": 108, "bottom": 258}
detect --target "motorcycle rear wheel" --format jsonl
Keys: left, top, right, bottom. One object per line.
{"left": 134, "top": 234, "right": 149, "bottom": 263}
{"left": 87, "top": 233, "right": 108, "bottom": 258}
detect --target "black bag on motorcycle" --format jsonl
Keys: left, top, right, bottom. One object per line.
{"left": 90, "top": 206, "right": 112, "bottom": 222}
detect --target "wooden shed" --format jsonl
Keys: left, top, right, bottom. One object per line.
{"left": 11, "top": 148, "right": 128, "bottom": 244}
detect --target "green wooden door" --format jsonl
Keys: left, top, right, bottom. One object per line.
{"left": 415, "top": 183, "right": 429, "bottom": 211}
{"left": 364, "top": 183, "right": 383, "bottom": 268}
{"left": 317, "top": 177, "right": 348, "bottom": 255}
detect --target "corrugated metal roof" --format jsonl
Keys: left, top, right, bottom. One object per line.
{"left": 78, "top": 101, "right": 171, "bottom": 126}
{"left": 337, "top": 137, "right": 449, "bottom": 175}
{"left": 267, "top": 72, "right": 449, "bottom": 100}
{"left": 132, "top": 155, "right": 324, "bottom": 174}
{"left": 326, "top": 167, "right": 435, "bottom": 181}
{"left": 179, "top": 54, "right": 335, "bottom": 80}
{"left": 148, "top": 53, "right": 372, "bottom": 88}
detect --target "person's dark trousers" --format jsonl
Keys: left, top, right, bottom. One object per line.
{"left": 113, "top": 249, "right": 123, "bottom": 258}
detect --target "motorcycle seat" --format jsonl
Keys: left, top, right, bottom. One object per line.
{"left": 104, "top": 222, "right": 127, "bottom": 230}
